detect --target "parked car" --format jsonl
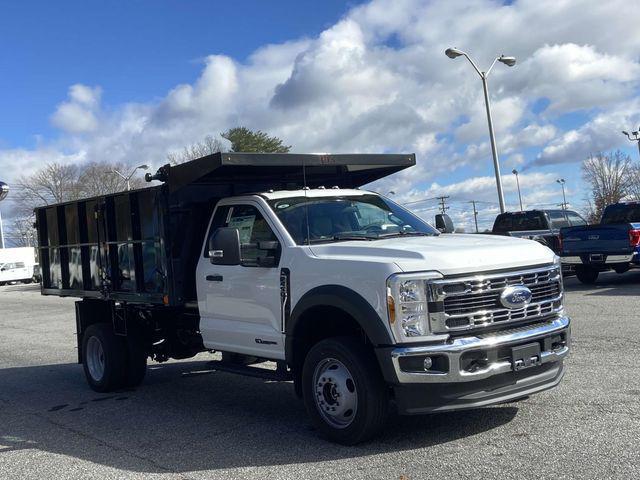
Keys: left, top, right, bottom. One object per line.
{"left": 34, "top": 153, "right": 570, "bottom": 444}
{"left": 560, "top": 201, "right": 640, "bottom": 284}
{"left": 0, "top": 247, "right": 39, "bottom": 286}
{"left": 492, "top": 209, "right": 587, "bottom": 254}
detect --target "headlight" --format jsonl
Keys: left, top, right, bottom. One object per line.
{"left": 387, "top": 272, "right": 443, "bottom": 342}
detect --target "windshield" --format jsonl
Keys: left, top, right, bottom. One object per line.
{"left": 268, "top": 194, "right": 438, "bottom": 244}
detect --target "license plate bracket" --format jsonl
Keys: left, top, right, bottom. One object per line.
{"left": 511, "top": 342, "right": 541, "bottom": 371}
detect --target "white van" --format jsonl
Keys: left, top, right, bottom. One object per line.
{"left": 0, "top": 261, "right": 36, "bottom": 285}
{"left": 0, "top": 247, "right": 38, "bottom": 286}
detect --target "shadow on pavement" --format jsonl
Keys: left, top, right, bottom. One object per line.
{"left": 563, "top": 270, "right": 640, "bottom": 296}
{"left": 0, "top": 358, "right": 518, "bottom": 473}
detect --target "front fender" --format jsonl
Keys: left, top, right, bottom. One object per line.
{"left": 285, "top": 284, "right": 393, "bottom": 365}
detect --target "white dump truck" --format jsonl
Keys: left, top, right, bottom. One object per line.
{"left": 35, "top": 153, "right": 570, "bottom": 444}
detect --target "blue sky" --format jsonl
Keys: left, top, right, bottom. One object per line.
{"left": 0, "top": 0, "right": 362, "bottom": 147}
{"left": 1, "top": 0, "right": 640, "bottom": 233}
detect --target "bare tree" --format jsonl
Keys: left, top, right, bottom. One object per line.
{"left": 77, "top": 161, "right": 145, "bottom": 197}
{"left": 582, "top": 150, "right": 637, "bottom": 220}
{"left": 13, "top": 163, "right": 81, "bottom": 217}
{"left": 9, "top": 216, "right": 37, "bottom": 247}
{"left": 9, "top": 161, "right": 149, "bottom": 246}
{"left": 628, "top": 163, "right": 640, "bottom": 201}
{"left": 167, "top": 135, "right": 226, "bottom": 165}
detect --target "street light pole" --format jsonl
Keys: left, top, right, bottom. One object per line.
{"left": 0, "top": 182, "right": 9, "bottom": 249}
{"left": 481, "top": 73, "right": 507, "bottom": 213}
{"left": 0, "top": 209, "right": 4, "bottom": 249}
{"left": 112, "top": 164, "right": 149, "bottom": 191}
{"left": 445, "top": 47, "right": 516, "bottom": 214}
{"left": 512, "top": 169, "right": 523, "bottom": 211}
{"left": 621, "top": 129, "right": 640, "bottom": 159}
{"left": 557, "top": 178, "right": 567, "bottom": 210}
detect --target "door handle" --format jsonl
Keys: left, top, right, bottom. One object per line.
{"left": 206, "top": 274, "right": 223, "bottom": 282}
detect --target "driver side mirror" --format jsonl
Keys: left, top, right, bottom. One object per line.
{"left": 208, "top": 228, "right": 241, "bottom": 265}
{"left": 435, "top": 214, "right": 455, "bottom": 234}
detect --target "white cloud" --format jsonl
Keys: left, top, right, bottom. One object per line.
{"left": 537, "top": 98, "right": 640, "bottom": 165}
{"left": 2, "top": 0, "right": 640, "bottom": 205}
{"left": 50, "top": 84, "right": 102, "bottom": 133}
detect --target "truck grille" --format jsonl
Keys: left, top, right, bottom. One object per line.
{"left": 428, "top": 265, "right": 563, "bottom": 333}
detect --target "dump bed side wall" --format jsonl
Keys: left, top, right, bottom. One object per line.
{"left": 35, "top": 186, "right": 170, "bottom": 303}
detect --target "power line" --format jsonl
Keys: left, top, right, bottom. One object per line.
{"left": 402, "top": 196, "right": 439, "bottom": 206}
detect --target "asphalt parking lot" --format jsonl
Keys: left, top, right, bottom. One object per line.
{"left": 1, "top": 273, "right": 639, "bottom": 480}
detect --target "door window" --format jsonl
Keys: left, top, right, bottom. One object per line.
{"left": 206, "top": 204, "right": 280, "bottom": 267}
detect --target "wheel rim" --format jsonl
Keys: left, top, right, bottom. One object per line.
{"left": 313, "top": 358, "right": 358, "bottom": 429}
{"left": 86, "top": 336, "right": 105, "bottom": 382}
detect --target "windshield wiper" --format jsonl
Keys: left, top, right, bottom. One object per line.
{"left": 374, "top": 231, "right": 435, "bottom": 238}
{"left": 306, "top": 234, "right": 373, "bottom": 244}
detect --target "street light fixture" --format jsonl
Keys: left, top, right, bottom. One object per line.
{"left": 0, "top": 181, "right": 9, "bottom": 249}
{"left": 621, "top": 128, "right": 640, "bottom": 159}
{"left": 512, "top": 169, "right": 523, "bottom": 211}
{"left": 445, "top": 47, "right": 517, "bottom": 213}
{"left": 112, "top": 164, "right": 149, "bottom": 191}
{"left": 556, "top": 178, "right": 567, "bottom": 210}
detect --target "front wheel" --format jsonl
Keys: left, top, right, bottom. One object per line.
{"left": 576, "top": 265, "right": 599, "bottom": 284}
{"left": 302, "top": 337, "right": 389, "bottom": 445}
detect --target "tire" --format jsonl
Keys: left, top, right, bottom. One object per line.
{"left": 575, "top": 266, "right": 599, "bottom": 284}
{"left": 614, "top": 265, "right": 630, "bottom": 274}
{"left": 302, "top": 337, "right": 389, "bottom": 445}
{"left": 82, "top": 323, "right": 127, "bottom": 392}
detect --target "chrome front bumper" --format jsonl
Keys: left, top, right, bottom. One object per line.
{"left": 389, "top": 315, "right": 570, "bottom": 384}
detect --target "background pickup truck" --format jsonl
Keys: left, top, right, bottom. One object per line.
{"left": 560, "top": 202, "right": 640, "bottom": 284}
{"left": 492, "top": 209, "right": 587, "bottom": 254}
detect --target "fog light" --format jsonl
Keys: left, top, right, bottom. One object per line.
{"left": 423, "top": 356, "right": 433, "bottom": 371}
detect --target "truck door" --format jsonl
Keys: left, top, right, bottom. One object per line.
{"left": 196, "top": 203, "right": 286, "bottom": 359}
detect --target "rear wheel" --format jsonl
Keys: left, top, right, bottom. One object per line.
{"left": 82, "top": 324, "right": 127, "bottom": 392}
{"left": 576, "top": 266, "right": 599, "bottom": 284}
{"left": 302, "top": 337, "right": 389, "bottom": 445}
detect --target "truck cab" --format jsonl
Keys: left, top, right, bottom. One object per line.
{"left": 35, "top": 153, "right": 571, "bottom": 444}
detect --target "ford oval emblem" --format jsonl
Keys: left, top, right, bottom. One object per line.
{"left": 500, "top": 285, "right": 533, "bottom": 309}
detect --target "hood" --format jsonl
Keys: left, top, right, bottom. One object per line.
{"left": 308, "top": 234, "right": 556, "bottom": 275}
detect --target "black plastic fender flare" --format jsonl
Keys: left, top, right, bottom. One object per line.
{"left": 285, "top": 284, "right": 393, "bottom": 367}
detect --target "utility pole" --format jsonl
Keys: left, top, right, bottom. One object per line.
{"left": 469, "top": 200, "right": 479, "bottom": 233}
{"left": 437, "top": 196, "right": 450, "bottom": 215}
